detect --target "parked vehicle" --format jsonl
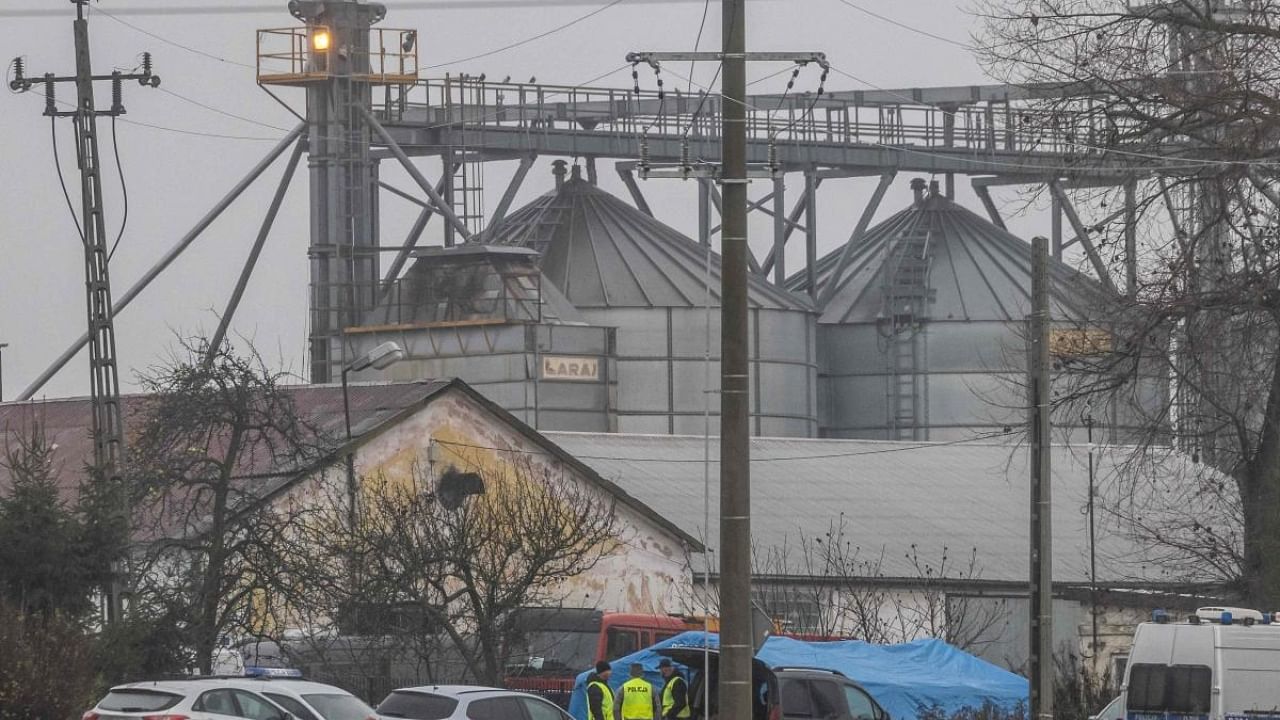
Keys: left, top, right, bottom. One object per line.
{"left": 83, "top": 677, "right": 379, "bottom": 720}
{"left": 505, "top": 609, "right": 693, "bottom": 706}
{"left": 656, "top": 647, "right": 889, "bottom": 720}
{"left": 1090, "top": 695, "right": 1123, "bottom": 720}
{"left": 1122, "top": 606, "right": 1280, "bottom": 720}
{"left": 377, "top": 685, "right": 574, "bottom": 720}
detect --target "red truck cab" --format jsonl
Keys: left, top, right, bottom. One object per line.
{"left": 505, "top": 608, "right": 693, "bottom": 707}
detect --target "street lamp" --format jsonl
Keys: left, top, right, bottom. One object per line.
{"left": 340, "top": 341, "right": 405, "bottom": 526}
{"left": 339, "top": 341, "right": 404, "bottom": 627}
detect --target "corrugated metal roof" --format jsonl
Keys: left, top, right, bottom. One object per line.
{"left": 0, "top": 381, "right": 702, "bottom": 550}
{"left": 542, "top": 431, "right": 1206, "bottom": 587}
{"left": 0, "top": 380, "right": 453, "bottom": 503}
{"left": 487, "top": 173, "right": 813, "bottom": 312}
{"left": 789, "top": 189, "right": 1107, "bottom": 324}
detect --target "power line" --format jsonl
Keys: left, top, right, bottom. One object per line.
{"left": 0, "top": 0, "right": 714, "bottom": 17}
{"left": 117, "top": 116, "right": 283, "bottom": 142}
{"left": 431, "top": 430, "right": 1016, "bottom": 464}
{"left": 160, "top": 87, "right": 294, "bottom": 133}
{"left": 687, "top": 0, "right": 713, "bottom": 94}
{"left": 50, "top": 117, "right": 86, "bottom": 244}
{"left": 91, "top": 6, "right": 257, "bottom": 70}
{"left": 829, "top": 0, "right": 970, "bottom": 49}
{"left": 422, "top": 0, "right": 626, "bottom": 70}
{"left": 16, "top": 64, "right": 287, "bottom": 142}
{"left": 108, "top": 117, "right": 129, "bottom": 261}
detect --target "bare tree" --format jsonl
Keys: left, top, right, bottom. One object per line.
{"left": 975, "top": 0, "right": 1280, "bottom": 602}
{"left": 126, "top": 337, "right": 324, "bottom": 674}
{"left": 683, "top": 517, "right": 1006, "bottom": 650}
{"left": 816, "top": 516, "right": 1008, "bottom": 651}
{"left": 297, "top": 448, "right": 622, "bottom": 686}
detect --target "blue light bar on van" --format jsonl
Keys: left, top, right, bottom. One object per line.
{"left": 1152, "top": 609, "right": 1169, "bottom": 624}
{"left": 245, "top": 667, "right": 304, "bottom": 678}
{"left": 1264, "top": 613, "right": 1273, "bottom": 625}
{"left": 1222, "top": 611, "right": 1233, "bottom": 625}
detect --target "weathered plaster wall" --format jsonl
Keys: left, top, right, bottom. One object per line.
{"left": 348, "top": 388, "right": 692, "bottom": 615}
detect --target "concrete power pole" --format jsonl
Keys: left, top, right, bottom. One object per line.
{"left": 719, "top": 4, "right": 753, "bottom": 720}
{"left": 1028, "top": 236, "right": 1053, "bottom": 720}
{"left": 9, "top": 0, "right": 160, "bottom": 623}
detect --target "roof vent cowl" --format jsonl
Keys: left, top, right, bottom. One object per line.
{"left": 910, "top": 178, "right": 927, "bottom": 206}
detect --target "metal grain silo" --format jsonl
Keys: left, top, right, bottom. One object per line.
{"left": 794, "top": 180, "right": 1159, "bottom": 442}
{"left": 490, "top": 166, "right": 818, "bottom": 437}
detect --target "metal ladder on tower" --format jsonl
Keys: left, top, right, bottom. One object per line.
{"left": 444, "top": 77, "right": 486, "bottom": 242}
{"left": 882, "top": 226, "right": 933, "bottom": 440}
{"left": 450, "top": 157, "right": 486, "bottom": 237}
{"left": 339, "top": 76, "right": 368, "bottom": 328}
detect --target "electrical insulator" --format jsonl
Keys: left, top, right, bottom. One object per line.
{"left": 111, "top": 71, "right": 124, "bottom": 114}
{"left": 639, "top": 134, "right": 650, "bottom": 170}
{"left": 680, "top": 136, "right": 690, "bottom": 175}
{"left": 138, "top": 52, "right": 160, "bottom": 87}
{"left": 768, "top": 134, "right": 779, "bottom": 173}
{"left": 8, "top": 57, "right": 29, "bottom": 92}
{"left": 43, "top": 75, "right": 55, "bottom": 116}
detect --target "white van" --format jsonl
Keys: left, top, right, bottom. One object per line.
{"left": 1122, "top": 607, "right": 1280, "bottom": 720}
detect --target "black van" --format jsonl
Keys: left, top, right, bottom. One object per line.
{"left": 657, "top": 648, "right": 890, "bottom": 720}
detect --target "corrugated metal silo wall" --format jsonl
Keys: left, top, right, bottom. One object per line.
{"left": 579, "top": 306, "right": 818, "bottom": 438}
{"left": 818, "top": 320, "right": 1167, "bottom": 443}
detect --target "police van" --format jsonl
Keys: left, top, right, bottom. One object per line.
{"left": 1119, "top": 607, "right": 1280, "bottom": 720}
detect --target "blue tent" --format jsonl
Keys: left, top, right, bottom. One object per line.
{"left": 567, "top": 632, "right": 1028, "bottom": 720}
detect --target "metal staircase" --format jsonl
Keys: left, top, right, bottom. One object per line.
{"left": 881, "top": 226, "right": 934, "bottom": 440}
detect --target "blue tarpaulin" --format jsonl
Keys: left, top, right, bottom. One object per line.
{"left": 567, "top": 632, "right": 1028, "bottom": 720}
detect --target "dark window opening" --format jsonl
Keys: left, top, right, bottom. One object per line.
{"left": 780, "top": 680, "right": 814, "bottom": 718}
{"left": 606, "top": 628, "right": 640, "bottom": 660}
{"left": 1128, "top": 664, "right": 1211, "bottom": 714}
{"left": 377, "top": 691, "right": 460, "bottom": 720}
{"left": 468, "top": 697, "right": 524, "bottom": 720}
{"left": 98, "top": 690, "right": 183, "bottom": 713}
{"left": 438, "top": 467, "right": 485, "bottom": 510}
{"left": 809, "top": 681, "right": 845, "bottom": 719}
{"left": 265, "top": 693, "right": 320, "bottom": 720}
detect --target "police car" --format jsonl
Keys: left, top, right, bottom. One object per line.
{"left": 376, "top": 685, "right": 574, "bottom": 720}
{"left": 83, "top": 672, "right": 380, "bottom": 720}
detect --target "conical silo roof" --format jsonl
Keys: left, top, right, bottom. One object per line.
{"left": 789, "top": 185, "right": 1108, "bottom": 324}
{"left": 488, "top": 170, "right": 812, "bottom": 312}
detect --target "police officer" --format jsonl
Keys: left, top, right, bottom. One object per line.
{"left": 658, "top": 658, "right": 691, "bottom": 720}
{"left": 587, "top": 661, "right": 616, "bottom": 720}
{"left": 620, "top": 663, "right": 658, "bottom": 720}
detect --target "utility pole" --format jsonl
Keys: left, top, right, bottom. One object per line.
{"left": 625, "top": 16, "right": 823, "bottom": 719}
{"left": 9, "top": 0, "right": 160, "bottom": 623}
{"left": 718, "top": 3, "right": 753, "bottom": 720}
{"left": 1028, "top": 236, "right": 1053, "bottom": 720}
{"left": 0, "top": 343, "right": 8, "bottom": 402}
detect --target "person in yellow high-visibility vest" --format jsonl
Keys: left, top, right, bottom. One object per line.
{"left": 587, "top": 662, "right": 616, "bottom": 720}
{"left": 658, "top": 658, "right": 691, "bottom": 720}
{"left": 619, "top": 663, "right": 659, "bottom": 720}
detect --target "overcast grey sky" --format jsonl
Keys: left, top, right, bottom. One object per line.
{"left": 0, "top": 0, "right": 1056, "bottom": 400}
